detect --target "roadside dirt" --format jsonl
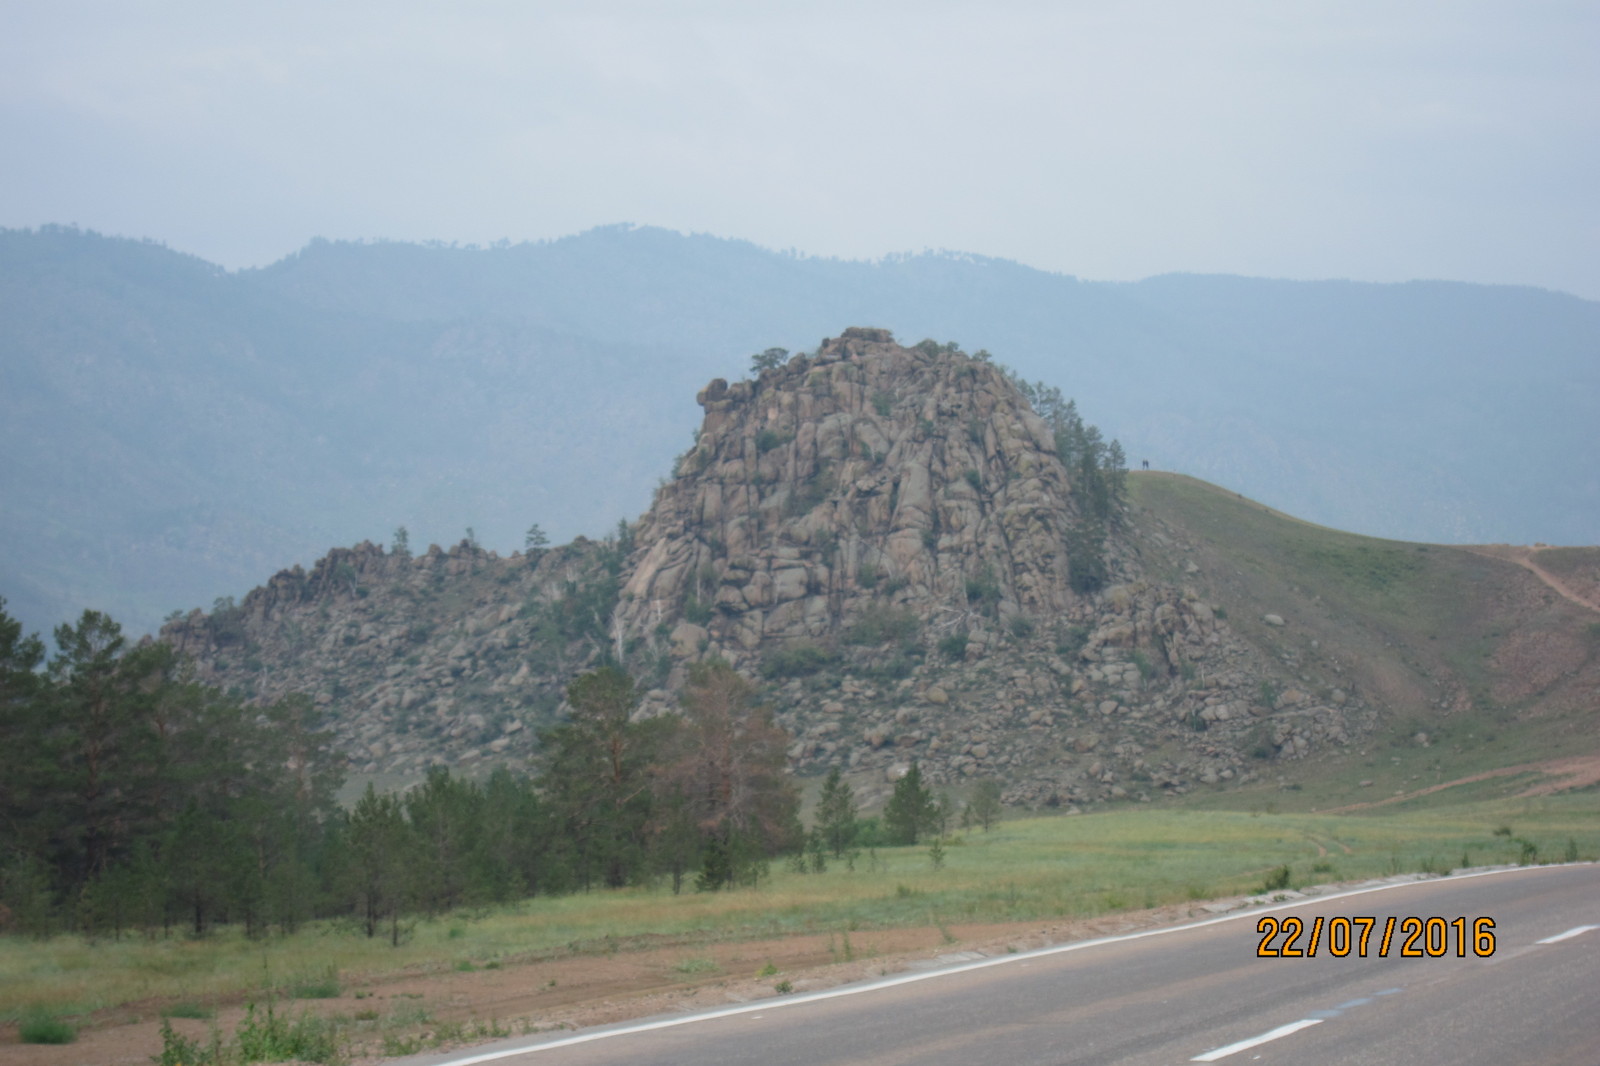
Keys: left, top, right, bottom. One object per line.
{"left": 0, "top": 903, "right": 1239, "bottom": 1066}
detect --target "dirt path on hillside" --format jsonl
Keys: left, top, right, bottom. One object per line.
{"left": 1466, "top": 545, "right": 1600, "bottom": 614}
{"left": 0, "top": 903, "right": 1257, "bottom": 1066}
{"left": 1324, "top": 755, "right": 1600, "bottom": 813}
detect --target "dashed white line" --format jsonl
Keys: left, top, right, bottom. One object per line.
{"left": 1536, "top": 924, "right": 1598, "bottom": 944}
{"left": 1190, "top": 1019, "right": 1324, "bottom": 1061}
{"left": 420, "top": 865, "right": 1583, "bottom": 1065}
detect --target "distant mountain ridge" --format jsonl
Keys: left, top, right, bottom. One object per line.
{"left": 3, "top": 224, "right": 1597, "bottom": 636}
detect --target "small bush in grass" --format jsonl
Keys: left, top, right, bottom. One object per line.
{"left": 235, "top": 1001, "right": 339, "bottom": 1064}
{"left": 291, "top": 965, "right": 341, "bottom": 999}
{"left": 1258, "top": 865, "right": 1292, "bottom": 893}
{"left": 19, "top": 1009, "right": 76, "bottom": 1045}
{"left": 773, "top": 979, "right": 793, "bottom": 994}
{"left": 155, "top": 1019, "right": 216, "bottom": 1066}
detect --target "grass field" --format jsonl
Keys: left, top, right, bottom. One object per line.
{"left": 4, "top": 791, "right": 1596, "bottom": 1027}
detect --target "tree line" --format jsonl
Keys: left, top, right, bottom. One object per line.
{"left": 2, "top": 597, "right": 1004, "bottom": 943}
{"left": 1009, "top": 374, "right": 1129, "bottom": 593}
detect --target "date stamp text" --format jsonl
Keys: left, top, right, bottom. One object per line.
{"left": 1256, "top": 916, "right": 1496, "bottom": 958}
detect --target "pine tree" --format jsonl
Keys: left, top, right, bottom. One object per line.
{"left": 816, "top": 767, "right": 859, "bottom": 858}
{"left": 540, "top": 667, "right": 665, "bottom": 889}
{"left": 0, "top": 598, "right": 46, "bottom": 864}
{"left": 884, "top": 761, "right": 937, "bottom": 845}
{"left": 965, "top": 779, "right": 1003, "bottom": 832}
{"left": 344, "top": 784, "right": 417, "bottom": 944}
{"left": 45, "top": 612, "right": 175, "bottom": 894}
{"left": 659, "top": 661, "right": 800, "bottom": 890}
{"left": 405, "top": 767, "right": 483, "bottom": 913}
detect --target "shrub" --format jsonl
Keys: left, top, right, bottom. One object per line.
{"left": 1258, "top": 865, "right": 1292, "bottom": 893}
{"left": 1130, "top": 650, "right": 1155, "bottom": 680}
{"left": 871, "top": 391, "right": 894, "bottom": 417}
{"left": 863, "top": 654, "right": 918, "bottom": 682}
{"left": 19, "top": 1011, "right": 76, "bottom": 1045}
{"left": 938, "top": 631, "right": 970, "bottom": 660}
{"left": 683, "top": 596, "right": 713, "bottom": 625}
{"left": 843, "top": 605, "right": 920, "bottom": 646}
{"left": 235, "top": 1002, "right": 339, "bottom": 1065}
{"left": 1055, "top": 624, "right": 1091, "bottom": 656}
{"left": 291, "top": 966, "right": 341, "bottom": 999}
{"left": 1009, "top": 616, "right": 1036, "bottom": 640}
{"left": 964, "top": 566, "right": 1001, "bottom": 617}
{"left": 963, "top": 469, "right": 982, "bottom": 491}
{"left": 756, "top": 428, "right": 792, "bottom": 454}
{"left": 155, "top": 1019, "right": 211, "bottom": 1066}
{"left": 761, "top": 642, "right": 838, "bottom": 679}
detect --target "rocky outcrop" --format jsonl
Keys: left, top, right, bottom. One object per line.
{"left": 160, "top": 538, "right": 619, "bottom": 776}
{"left": 161, "top": 330, "right": 1375, "bottom": 804}
{"left": 604, "top": 331, "right": 1370, "bottom": 805}
{"left": 618, "top": 329, "right": 1090, "bottom": 666}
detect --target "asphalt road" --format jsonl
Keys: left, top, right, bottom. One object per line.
{"left": 401, "top": 865, "right": 1600, "bottom": 1066}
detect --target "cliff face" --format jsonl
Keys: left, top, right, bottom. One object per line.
{"left": 160, "top": 330, "right": 1376, "bottom": 808}
{"left": 606, "top": 331, "right": 1368, "bottom": 807}
{"left": 619, "top": 328, "right": 1091, "bottom": 662}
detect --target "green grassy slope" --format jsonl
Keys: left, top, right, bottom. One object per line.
{"left": 1125, "top": 472, "right": 1600, "bottom": 811}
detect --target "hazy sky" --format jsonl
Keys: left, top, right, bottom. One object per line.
{"left": 3, "top": 1, "right": 1596, "bottom": 297}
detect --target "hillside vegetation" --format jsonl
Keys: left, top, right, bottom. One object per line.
{"left": 1126, "top": 472, "right": 1600, "bottom": 805}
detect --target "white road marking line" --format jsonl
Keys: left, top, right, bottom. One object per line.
{"left": 1536, "top": 924, "right": 1598, "bottom": 944}
{"left": 422, "top": 864, "right": 1587, "bottom": 1065}
{"left": 1190, "top": 1019, "right": 1323, "bottom": 1061}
